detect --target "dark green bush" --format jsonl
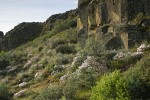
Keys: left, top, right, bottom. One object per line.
{"left": 90, "top": 70, "right": 130, "bottom": 100}
{"left": 56, "top": 44, "right": 76, "bottom": 54}
{"left": 51, "top": 39, "right": 66, "bottom": 49}
{"left": 0, "top": 52, "right": 9, "bottom": 70}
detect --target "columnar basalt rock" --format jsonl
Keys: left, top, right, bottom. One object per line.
{"left": 78, "top": 0, "right": 150, "bottom": 50}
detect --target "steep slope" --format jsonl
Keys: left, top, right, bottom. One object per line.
{"left": 0, "top": 1, "right": 150, "bottom": 100}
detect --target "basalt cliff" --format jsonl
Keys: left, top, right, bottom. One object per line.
{"left": 77, "top": 0, "right": 150, "bottom": 50}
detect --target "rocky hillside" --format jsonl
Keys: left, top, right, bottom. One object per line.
{"left": 0, "top": 0, "right": 150, "bottom": 100}
{"left": 1, "top": 9, "right": 77, "bottom": 51}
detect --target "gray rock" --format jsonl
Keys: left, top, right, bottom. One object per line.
{"left": 19, "top": 82, "right": 28, "bottom": 87}
{"left": 13, "top": 89, "right": 27, "bottom": 98}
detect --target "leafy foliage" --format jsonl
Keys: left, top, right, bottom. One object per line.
{"left": 90, "top": 70, "right": 130, "bottom": 100}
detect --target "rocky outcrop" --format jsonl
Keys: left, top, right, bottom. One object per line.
{"left": 78, "top": 0, "right": 150, "bottom": 50}
{"left": 42, "top": 9, "right": 77, "bottom": 33}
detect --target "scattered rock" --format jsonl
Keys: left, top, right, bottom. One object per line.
{"left": 7, "top": 66, "right": 18, "bottom": 74}
{"left": 19, "top": 82, "right": 28, "bottom": 87}
{"left": 137, "top": 44, "right": 147, "bottom": 52}
{"left": 131, "top": 52, "right": 143, "bottom": 57}
{"left": 30, "top": 55, "right": 40, "bottom": 62}
{"left": 6, "top": 66, "right": 12, "bottom": 70}
{"left": 59, "top": 74, "right": 68, "bottom": 83}
{"left": 23, "top": 55, "right": 40, "bottom": 69}
{"left": 28, "top": 53, "right": 33, "bottom": 58}
{"left": 23, "top": 61, "right": 32, "bottom": 69}
{"left": 13, "top": 89, "right": 27, "bottom": 98}
{"left": 34, "top": 71, "right": 45, "bottom": 78}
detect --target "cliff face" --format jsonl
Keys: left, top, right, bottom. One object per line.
{"left": 78, "top": 0, "right": 150, "bottom": 50}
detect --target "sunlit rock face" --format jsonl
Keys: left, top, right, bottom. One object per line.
{"left": 78, "top": 0, "right": 150, "bottom": 50}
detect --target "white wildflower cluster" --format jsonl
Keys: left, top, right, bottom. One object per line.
{"left": 59, "top": 74, "right": 69, "bottom": 83}
{"left": 78, "top": 56, "right": 95, "bottom": 71}
{"left": 113, "top": 52, "right": 131, "bottom": 60}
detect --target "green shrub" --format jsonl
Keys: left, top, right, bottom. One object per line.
{"left": 63, "top": 73, "right": 79, "bottom": 100}
{"left": 90, "top": 70, "right": 130, "bottom": 100}
{"left": 0, "top": 83, "right": 9, "bottom": 100}
{"left": 77, "top": 68, "right": 97, "bottom": 89}
{"left": 56, "top": 44, "right": 76, "bottom": 54}
{"left": 63, "top": 69, "right": 97, "bottom": 100}
{"left": 34, "top": 85, "right": 63, "bottom": 100}
{"left": 51, "top": 39, "right": 66, "bottom": 49}
{"left": 0, "top": 52, "right": 9, "bottom": 70}
{"left": 55, "top": 55, "right": 69, "bottom": 65}
{"left": 79, "top": 38, "right": 105, "bottom": 57}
